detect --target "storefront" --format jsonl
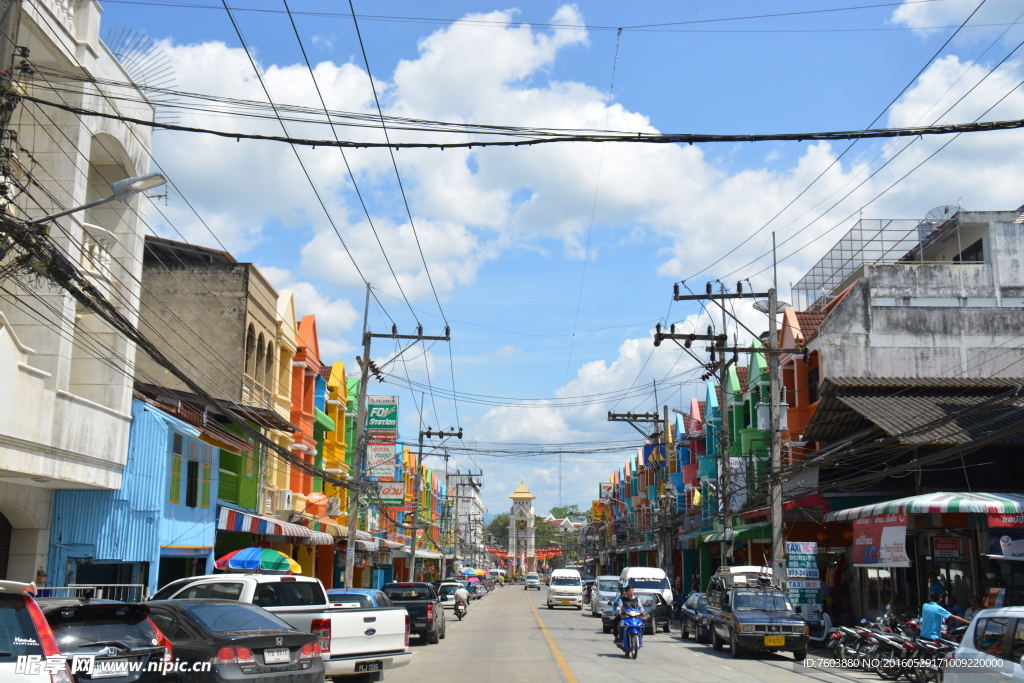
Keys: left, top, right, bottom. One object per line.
{"left": 215, "top": 506, "right": 334, "bottom": 581}
{"left": 825, "top": 492, "right": 1024, "bottom": 620}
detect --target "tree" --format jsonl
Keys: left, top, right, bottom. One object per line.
{"left": 486, "top": 513, "right": 509, "bottom": 548}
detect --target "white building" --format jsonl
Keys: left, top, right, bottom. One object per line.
{"left": 0, "top": 0, "right": 154, "bottom": 582}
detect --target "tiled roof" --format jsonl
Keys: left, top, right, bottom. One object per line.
{"left": 795, "top": 311, "right": 829, "bottom": 341}
{"left": 736, "top": 366, "right": 750, "bottom": 393}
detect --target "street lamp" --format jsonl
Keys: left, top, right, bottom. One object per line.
{"left": 31, "top": 172, "right": 167, "bottom": 224}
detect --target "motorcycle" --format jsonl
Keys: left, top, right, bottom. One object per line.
{"left": 798, "top": 605, "right": 834, "bottom": 648}
{"left": 617, "top": 609, "right": 645, "bottom": 660}
{"left": 913, "top": 622, "right": 968, "bottom": 683}
{"left": 454, "top": 600, "right": 467, "bottom": 621}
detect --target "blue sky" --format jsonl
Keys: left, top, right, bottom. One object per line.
{"left": 92, "top": 0, "right": 1024, "bottom": 514}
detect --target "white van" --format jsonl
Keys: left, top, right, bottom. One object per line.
{"left": 546, "top": 568, "right": 583, "bottom": 610}
{"left": 619, "top": 567, "right": 673, "bottom": 604}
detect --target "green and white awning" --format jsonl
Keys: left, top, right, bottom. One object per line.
{"left": 824, "top": 492, "right": 1024, "bottom": 523}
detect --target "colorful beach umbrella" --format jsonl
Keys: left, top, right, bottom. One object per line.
{"left": 460, "top": 567, "right": 477, "bottom": 576}
{"left": 215, "top": 547, "right": 301, "bottom": 574}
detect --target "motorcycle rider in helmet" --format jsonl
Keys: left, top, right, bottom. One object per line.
{"left": 611, "top": 584, "right": 643, "bottom": 646}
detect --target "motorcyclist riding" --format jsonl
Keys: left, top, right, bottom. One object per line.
{"left": 454, "top": 585, "right": 470, "bottom": 611}
{"left": 611, "top": 584, "right": 643, "bottom": 646}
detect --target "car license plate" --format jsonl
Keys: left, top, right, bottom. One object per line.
{"left": 414, "top": 622, "right": 426, "bottom": 628}
{"left": 561, "top": 600, "right": 571, "bottom": 605}
{"left": 91, "top": 661, "right": 131, "bottom": 679}
{"left": 263, "top": 647, "right": 291, "bottom": 664}
{"left": 355, "top": 660, "right": 382, "bottom": 673}
{"left": 764, "top": 636, "right": 786, "bottom": 647}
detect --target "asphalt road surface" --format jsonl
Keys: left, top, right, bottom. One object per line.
{"left": 382, "top": 584, "right": 882, "bottom": 683}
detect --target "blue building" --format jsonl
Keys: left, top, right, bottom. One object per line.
{"left": 47, "top": 398, "right": 227, "bottom": 597}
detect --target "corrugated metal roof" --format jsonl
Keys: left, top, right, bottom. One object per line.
{"left": 826, "top": 377, "right": 1023, "bottom": 389}
{"left": 804, "top": 383, "right": 1024, "bottom": 445}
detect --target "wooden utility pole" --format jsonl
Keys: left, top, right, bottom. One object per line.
{"left": 408, "top": 427, "right": 461, "bottom": 581}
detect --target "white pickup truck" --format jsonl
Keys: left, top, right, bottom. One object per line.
{"left": 150, "top": 574, "right": 412, "bottom": 681}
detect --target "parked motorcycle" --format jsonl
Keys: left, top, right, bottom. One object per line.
{"left": 913, "top": 622, "right": 968, "bottom": 683}
{"left": 454, "top": 600, "right": 467, "bottom": 621}
{"left": 617, "top": 609, "right": 645, "bottom": 660}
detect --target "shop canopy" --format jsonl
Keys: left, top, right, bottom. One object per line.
{"left": 824, "top": 492, "right": 1024, "bottom": 523}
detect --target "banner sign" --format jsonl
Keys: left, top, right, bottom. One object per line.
{"left": 366, "top": 396, "right": 399, "bottom": 436}
{"left": 599, "top": 483, "right": 614, "bottom": 499}
{"left": 786, "top": 542, "right": 820, "bottom": 604}
{"left": 366, "top": 444, "right": 396, "bottom": 478}
{"left": 988, "top": 512, "right": 1024, "bottom": 561}
{"left": 643, "top": 444, "right": 665, "bottom": 469}
{"left": 852, "top": 514, "right": 910, "bottom": 567}
{"left": 370, "top": 481, "right": 406, "bottom": 506}
{"left": 933, "top": 537, "right": 961, "bottom": 562}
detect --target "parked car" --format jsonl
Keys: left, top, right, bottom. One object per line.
{"left": 381, "top": 583, "right": 446, "bottom": 645}
{"left": 0, "top": 580, "right": 72, "bottom": 683}
{"left": 945, "top": 607, "right": 1024, "bottom": 683}
{"left": 36, "top": 598, "right": 171, "bottom": 683}
{"left": 469, "top": 583, "right": 488, "bottom": 600}
{"left": 679, "top": 592, "right": 711, "bottom": 643}
{"left": 619, "top": 567, "right": 673, "bottom": 605}
{"left": 600, "top": 592, "right": 672, "bottom": 635}
{"left": 590, "top": 576, "right": 620, "bottom": 617}
{"left": 146, "top": 600, "right": 324, "bottom": 683}
{"left": 325, "top": 589, "right": 394, "bottom": 609}
{"left": 149, "top": 574, "right": 410, "bottom": 679}
{"left": 524, "top": 573, "right": 542, "bottom": 590}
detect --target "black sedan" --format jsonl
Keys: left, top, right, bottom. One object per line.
{"left": 36, "top": 598, "right": 170, "bottom": 683}
{"left": 601, "top": 593, "right": 673, "bottom": 635}
{"left": 145, "top": 600, "right": 324, "bottom": 683}
{"left": 678, "top": 592, "right": 711, "bottom": 643}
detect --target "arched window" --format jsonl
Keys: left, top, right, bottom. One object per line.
{"left": 255, "top": 334, "right": 266, "bottom": 387}
{"left": 244, "top": 324, "right": 255, "bottom": 377}
{"left": 264, "top": 342, "right": 274, "bottom": 393}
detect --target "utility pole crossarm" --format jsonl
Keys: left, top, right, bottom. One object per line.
{"left": 706, "top": 346, "right": 806, "bottom": 355}
{"left": 672, "top": 292, "right": 768, "bottom": 301}
{"left": 367, "top": 333, "right": 450, "bottom": 342}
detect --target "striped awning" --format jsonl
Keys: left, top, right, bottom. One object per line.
{"left": 217, "top": 507, "right": 334, "bottom": 545}
{"left": 824, "top": 492, "right": 1024, "bottom": 522}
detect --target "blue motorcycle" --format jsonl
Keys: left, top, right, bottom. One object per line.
{"left": 618, "top": 609, "right": 645, "bottom": 659}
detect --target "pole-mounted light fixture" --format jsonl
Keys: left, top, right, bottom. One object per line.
{"left": 31, "top": 172, "right": 168, "bottom": 225}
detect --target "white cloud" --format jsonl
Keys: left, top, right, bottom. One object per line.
{"left": 259, "top": 266, "right": 360, "bottom": 359}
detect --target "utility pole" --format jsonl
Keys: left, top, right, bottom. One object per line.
{"left": 718, "top": 282, "right": 734, "bottom": 565}
{"left": 409, "top": 427, "right": 462, "bottom": 581}
{"left": 343, "top": 286, "right": 452, "bottom": 588}
{"left": 768, "top": 285, "right": 785, "bottom": 581}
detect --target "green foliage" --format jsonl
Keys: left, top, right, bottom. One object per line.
{"left": 486, "top": 513, "right": 509, "bottom": 547}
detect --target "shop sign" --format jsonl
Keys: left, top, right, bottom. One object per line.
{"left": 785, "top": 542, "right": 821, "bottom": 604}
{"left": 852, "top": 514, "right": 910, "bottom": 567}
{"left": 375, "top": 552, "right": 392, "bottom": 565}
{"left": 366, "top": 444, "right": 397, "bottom": 478}
{"left": 599, "top": 483, "right": 613, "bottom": 499}
{"left": 933, "top": 537, "right": 961, "bottom": 562}
{"left": 987, "top": 512, "right": 1024, "bottom": 561}
{"left": 366, "top": 396, "right": 399, "bottom": 436}
{"left": 370, "top": 481, "right": 406, "bottom": 506}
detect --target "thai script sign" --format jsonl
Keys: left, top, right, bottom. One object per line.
{"left": 852, "top": 514, "right": 910, "bottom": 567}
{"left": 988, "top": 512, "right": 1024, "bottom": 561}
{"left": 370, "top": 481, "right": 406, "bottom": 506}
{"left": 366, "top": 443, "right": 396, "bottom": 478}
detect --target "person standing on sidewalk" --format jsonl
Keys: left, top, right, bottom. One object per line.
{"left": 920, "top": 591, "right": 969, "bottom": 640}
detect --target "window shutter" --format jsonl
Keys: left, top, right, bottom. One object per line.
{"left": 172, "top": 433, "right": 183, "bottom": 455}
{"left": 203, "top": 444, "right": 213, "bottom": 463}
{"left": 188, "top": 439, "right": 199, "bottom": 460}
{"left": 201, "top": 464, "right": 212, "bottom": 508}
{"left": 169, "top": 455, "right": 182, "bottom": 504}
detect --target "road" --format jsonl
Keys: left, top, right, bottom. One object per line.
{"left": 382, "top": 584, "right": 882, "bottom": 683}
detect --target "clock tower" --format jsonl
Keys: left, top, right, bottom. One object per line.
{"left": 507, "top": 482, "right": 536, "bottom": 573}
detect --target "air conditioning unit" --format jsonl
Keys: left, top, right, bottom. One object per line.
{"left": 326, "top": 497, "right": 342, "bottom": 517}
{"left": 276, "top": 489, "right": 293, "bottom": 511}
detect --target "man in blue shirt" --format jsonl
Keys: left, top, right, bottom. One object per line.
{"left": 920, "top": 591, "right": 970, "bottom": 640}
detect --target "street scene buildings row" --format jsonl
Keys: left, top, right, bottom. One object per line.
{"left": 585, "top": 209, "right": 1024, "bottom": 625}
{"left": 0, "top": 0, "right": 485, "bottom": 593}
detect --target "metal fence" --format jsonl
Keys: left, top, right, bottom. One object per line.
{"left": 38, "top": 584, "right": 148, "bottom": 602}
{"left": 792, "top": 217, "right": 965, "bottom": 310}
